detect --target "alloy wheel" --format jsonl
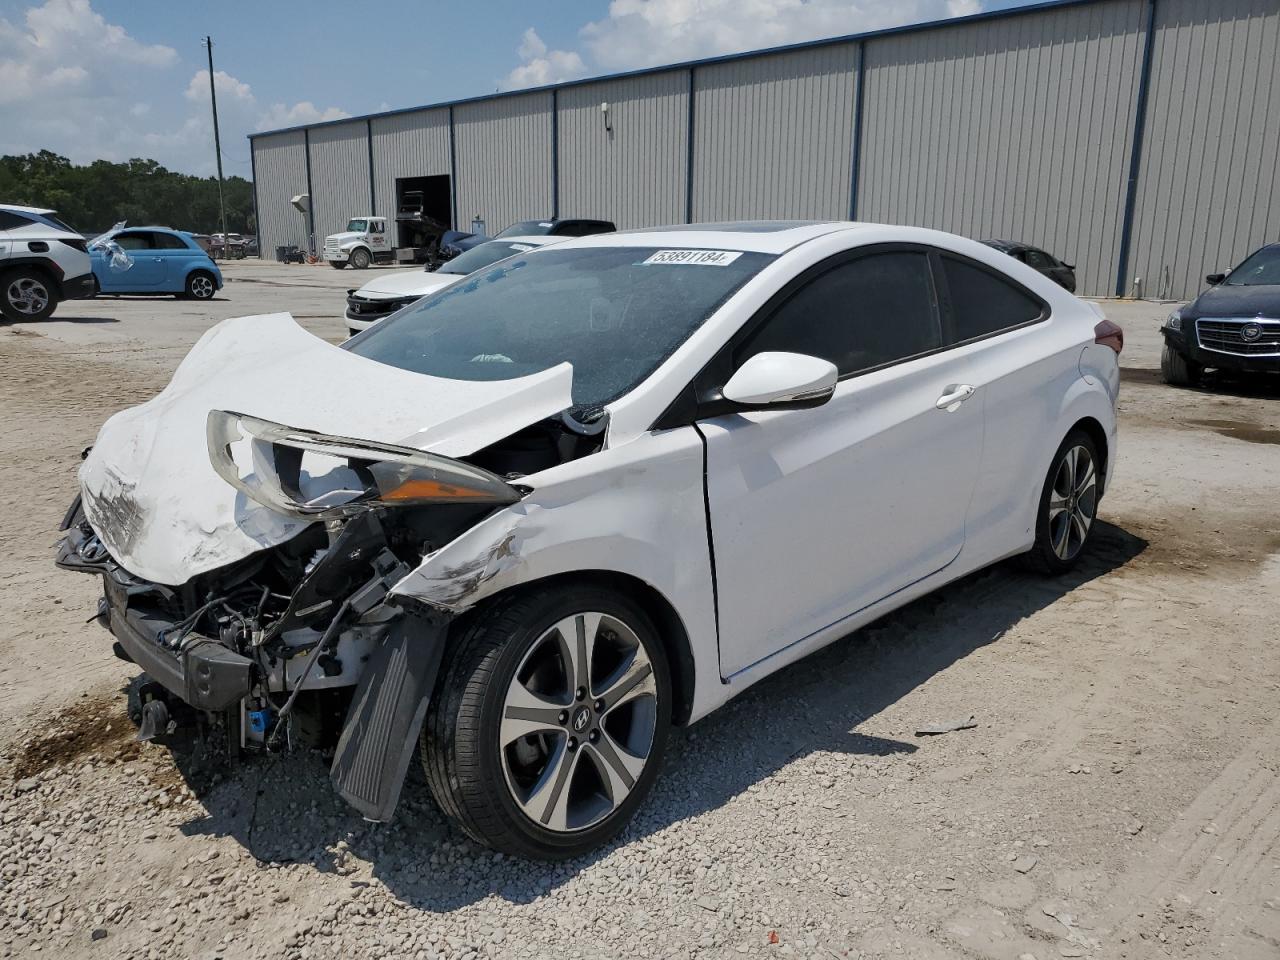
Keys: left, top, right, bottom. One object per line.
{"left": 499, "top": 612, "right": 658, "bottom": 833}
{"left": 7, "top": 278, "right": 49, "bottom": 316}
{"left": 1048, "top": 444, "right": 1096, "bottom": 561}
{"left": 190, "top": 275, "right": 214, "bottom": 299}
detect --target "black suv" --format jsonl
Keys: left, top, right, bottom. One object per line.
{"left": 1161, "top": 243, "right": 1280, "bottom": 386}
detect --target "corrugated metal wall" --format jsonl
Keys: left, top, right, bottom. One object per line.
{"left": 251, "top": 0, "right": 1276, "bottom": 301}
{"left": 693, "top": 44, "right": 860, "bottom": 222}
{"left": 454, "top": 92, "right": 554, "bottom": 235}
{"left": 859, "top": 0, "right": 1147, "bottom": 297}
{"left": 307, "top": 121, "right": 372, "bottom": 244}
{"left": 1128, "top": 0, "right": 1280, "bottom": 301}
{"left": 252, "top": 130, "right": 310, "bottom": 256}
{"left": 369, "top": 108, "right": 452, "bottom": 225}
{"left": 557, "top": 71, "right": 688, "bottom": 229}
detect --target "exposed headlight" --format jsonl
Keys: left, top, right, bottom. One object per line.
{"left": 207, "top": 410, "right": 520, "bottom": 520}
{"left": 1166, "top": 310, "right": 1182, "bottom": 331}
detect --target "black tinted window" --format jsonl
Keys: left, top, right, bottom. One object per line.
{"left": 740, "top": 252, "right": 941, "bottom": 375}
{"left": 153, "top": 233, "right": 189, "bottom": 250}
{"left": 942, "top": 257, "right": 1043, "bottom": 342}
{"left": 0, "top": 211, "right": 32, "bottom": 230}
{"left": 114, "top": 232, "right": 155, "bottom": 251}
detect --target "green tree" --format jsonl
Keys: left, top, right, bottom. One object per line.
{"left": 1, "top": 151, "right": 255, "bottom": 236}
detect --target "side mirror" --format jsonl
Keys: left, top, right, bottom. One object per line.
{"left": 722, "top": 351, "right": 838, "bottom": 408}
{"left": 1206, "top": 273, "right": 1226, "bottom": 285}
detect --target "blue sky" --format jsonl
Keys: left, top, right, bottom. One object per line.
{"left": 1, "top": 0, "right": 1034, "bottom": 177}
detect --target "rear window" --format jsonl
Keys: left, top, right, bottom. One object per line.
{"left": 942, "top": 257, "right": 1045, "bottom": 343}
{"left": 348, "top": 246, "right": 774, "bottom": 415}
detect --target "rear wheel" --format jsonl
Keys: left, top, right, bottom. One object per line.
{"left": 349, "top": 248, "right": 371, "bottom": 270}
{"left": 1161, "top": 343, "right": 1201, "bottom": 387}
{"left": 1, "top": 269, "right": 56, "bottom": 321}
{"left": 1019, "top": 430, "right": 1101, "bottom": 575}
{"left": 184, "top": 271, "right": 216, "bottom": 300}
{"left": 422, "top": 586, "right": 670, "bottom": 859}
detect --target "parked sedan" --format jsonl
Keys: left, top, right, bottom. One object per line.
{"left": 56, "top": 222, "right": 1120, "bottom": 859}
{"left": 1160, "top": 243, "right": 1280, "bottom": 386}
{"left": 344, "top": 235, "right": 563, "bottom": 336}
{"left": 440, "top": 217, "right": 616, "bottom": 260}
{"left": 90, "top": 227, "right": 223, "bottom": 299}
{"left": 983, "top": 239, "right": 1076, "bottom": 292}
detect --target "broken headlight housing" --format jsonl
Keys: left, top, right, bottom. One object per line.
{"left": 207, "top": 410, "right": 521, "bottom": 520}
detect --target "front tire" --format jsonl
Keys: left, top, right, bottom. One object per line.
{"left": 184, "top": 271, "right": 216, "bottom": 300}
{"left": 1019, "top": 430, "right": 1101, "bottom": 575}
{"left": 1161, "top": 343, "right": 1201, "bottom": 387}
{"left": 1, "top": 269, "right": 57, "bottom": 321}
{"left": 422, "top": 586, "right": 671, "bottom": 859}
{"left": 349, "top": 248, "right": 371, "bottom": 270}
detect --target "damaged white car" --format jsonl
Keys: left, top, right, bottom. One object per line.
{"left": 56, "top": 222, "right": 1121, "bottom": 858}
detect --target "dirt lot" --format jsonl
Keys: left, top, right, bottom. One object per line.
{"left": 0, "top": 261, "right": 1277, "bottom": 960}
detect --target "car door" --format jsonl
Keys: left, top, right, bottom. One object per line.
{"left": 932, "top": 252, "right": 1055, "bottom": 553}
{"left": 106, "top": 231, "right": 165, "bottom": 290}
{"left": 699, "top": 248, "right": 985, "bottom": 678}
{"left": 149, "top": 231, "right": 195, "bottom": 290}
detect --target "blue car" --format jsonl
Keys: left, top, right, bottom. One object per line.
{"left": 90, "top": 227, "right": 223, "bottom": 300}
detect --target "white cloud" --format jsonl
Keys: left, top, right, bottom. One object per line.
{"left": 503, "top": 0, "right": 986, "bottom": 87}
{"left": 0, "top": 0, "right": 349, "bottom": 174}
{"left": 504, "top": 27, "right": 587, "bottom": 89}
{"left": 185, "top": 69, "right": 255, "bottom": 104}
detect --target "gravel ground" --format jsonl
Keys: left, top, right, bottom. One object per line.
{"left": 1, "top": 263, "right": 1278, "bottom": 960}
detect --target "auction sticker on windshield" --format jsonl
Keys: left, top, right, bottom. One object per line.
{"left": 642, "top": 249, "right": 744, "bottom": 266}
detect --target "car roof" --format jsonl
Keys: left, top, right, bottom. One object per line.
{"left": 0, "top": 203, "right": 57, "bottom": 216}
{"left": 485, "top": 235, "right": 562, "bottom": 247}
{"left": 560, "top": 220, "right": 868, "bottom": 254}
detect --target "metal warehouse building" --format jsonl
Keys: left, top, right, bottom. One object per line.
{"left": 249, "top": 0, "right": 1280, "bottom": 300}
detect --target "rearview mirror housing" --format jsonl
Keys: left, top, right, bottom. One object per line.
{"left": 1206, "top": 272, "right": 1226, "bottom": 285}
{"left": 722, "top": 352, "right": 838, "bottom": 408}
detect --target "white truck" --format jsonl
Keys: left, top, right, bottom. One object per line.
{"left": 322, "top": 217, "right": 393, "bottom": 269}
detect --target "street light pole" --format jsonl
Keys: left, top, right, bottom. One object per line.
{"left": 204, "top": 36, "right": 229, "bottom": 258}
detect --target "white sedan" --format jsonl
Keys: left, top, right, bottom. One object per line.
{"left": 58, "top": 221, "right": 1121, "bottom": 859}
{"left": 343, "top": 235, "right": 563, "bottom": 336}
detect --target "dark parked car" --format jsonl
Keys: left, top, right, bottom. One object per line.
{"left": 983, "top": 239, "right": 1076, "bottom": 292}
{"left": 1160, "top": 243, "right": 1280, "bottom": 386}
{"left": 439, "top": 217, "right": 616, "bottom": 260}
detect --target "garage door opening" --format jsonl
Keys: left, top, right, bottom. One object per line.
{"left": 395, "top": 175, "right": 452, "bottom": 262}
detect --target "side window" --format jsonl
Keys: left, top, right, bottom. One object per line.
{"left": 152, "top": 233, "right": 188, "bottom": 250}
{"left": 942, "top": 256, "right": 1044, "bottom": 343}
{"left": 0, "top": 211, "right": 32, "bottom": 231}
{"left": 113, "top": 232, "right": 154, "bottom": 251}
{"left": 370, "top": 221, "right": 385, "bottom": 234}
{"left": 738, "top": 251, "right": 941, "bottom": 376}
{"left": 1024, "top": 249, "right": 1052, "bottom": 270}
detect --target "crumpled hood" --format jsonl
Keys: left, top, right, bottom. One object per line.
{"left": 355, "top": 269, "right": 460, "bottom": 300}
{"left": 79, "top": 313, "right": 572, "bottom": 585}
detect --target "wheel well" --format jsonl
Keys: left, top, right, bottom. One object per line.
{"left": 1070, "top": 416, "right": 1109, "bottom": 494}
{"left": 1, "top": 260, "right": 61, "bottom": 297}
{"left": 463, "top": 570, "right": 697, "bottom": 726}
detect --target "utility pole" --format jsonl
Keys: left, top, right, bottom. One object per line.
{"left": 204, "top": 36, "right": 229, "bottom": 258}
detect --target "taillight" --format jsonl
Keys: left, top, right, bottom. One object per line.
{"left": 61, "top": 238, "right": 89, "bottom": 253}
{"left": 1094, "top": 319, "right": 1124, "bottom": 355}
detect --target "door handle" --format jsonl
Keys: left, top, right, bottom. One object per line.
{"left": 935, "top": 384, "right": 976, "bottom": 411}
{"left": 154, "top": 257, "right": 164, "bottom": 262}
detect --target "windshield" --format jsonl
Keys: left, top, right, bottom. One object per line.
{"left": 346, "top": 219, "right": 368, "bottom": 233}
{"left": 496, "top": 220, "right": 555, "bottom": 238}
{"left": 436, "top": 240, "right": 543, "bottom": 275}
{"left": 1225, "top": 247, "right": 1280, "bottom": 286}
{"left": 348, "top": 246, "right": 774, "bottom": 414}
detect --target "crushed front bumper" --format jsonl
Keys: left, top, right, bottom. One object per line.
{"left": 55, "top": 515, "right": 253, "bottom": 711}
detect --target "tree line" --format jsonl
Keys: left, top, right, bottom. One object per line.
{"left": 0, "top": 150, "right": 255, "bottom": 236}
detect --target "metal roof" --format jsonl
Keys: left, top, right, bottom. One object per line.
{"left": 249, "top": 0, "right": 1105, "bottom": 141}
